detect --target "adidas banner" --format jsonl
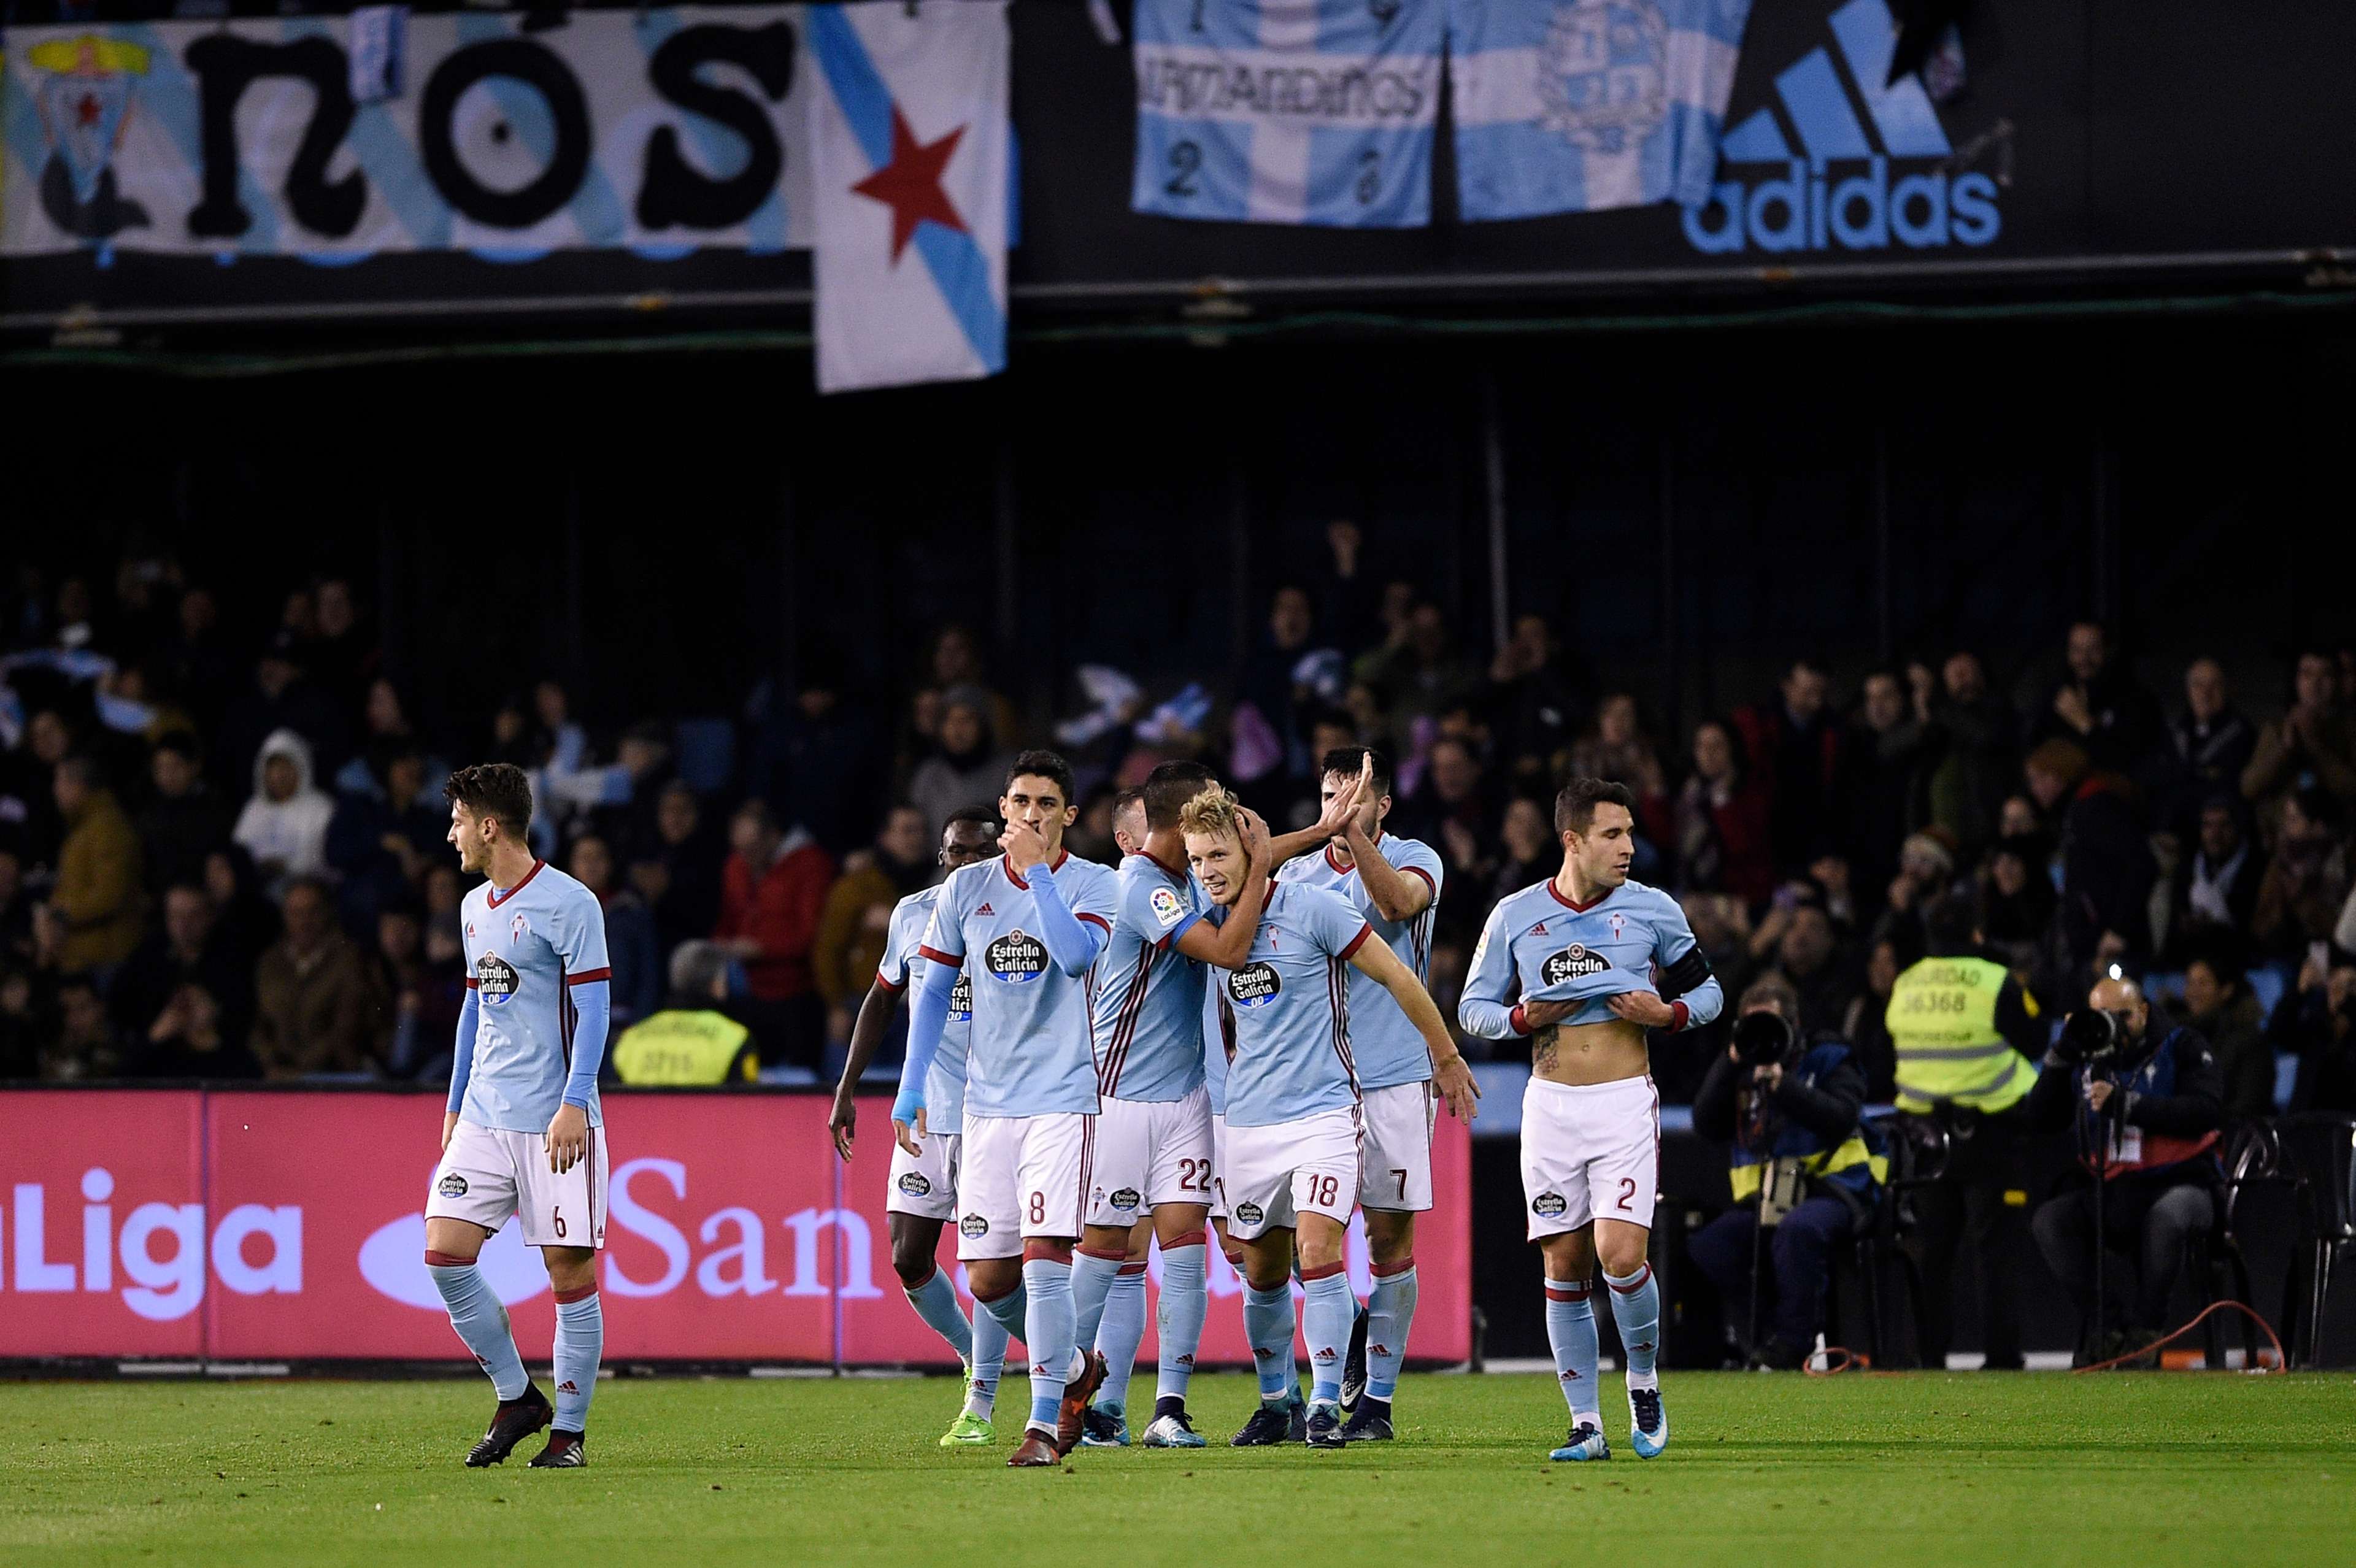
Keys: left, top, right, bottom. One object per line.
{"left": 0, "top": 10, "right": 812, "bottom": 258}
{"left": 1449, "top": 0, "right": 1753, "bottom": 221}
{"left": 1131, "top": 0, "right": 1442, "bottom": 228}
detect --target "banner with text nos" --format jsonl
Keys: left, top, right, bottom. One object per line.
{"left": 0, "top": 10, "right": 813, "bottom": 259}
{"left": 0, "top": 1090, "right": 1472, "bottom": 1366}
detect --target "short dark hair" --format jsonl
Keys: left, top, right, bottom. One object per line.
{"left": 1923, "top": 894, "right": 1979, "bottom": 956}
{"left": 443, "top": 762, "right": 534, "bottom": 838}
{"left": 1319, "top": 747, "right": 1392, "bottom": 801}
{"left": 1554, "top": 777, "right": 1635, "bottom": 837}
{"left": 945, "top": 803, "right": 1002, "bottom": 836}
{"left": 153, "top": 730, "right": 202, "bottom": 764}
{"left": 1112, "top": 785, "right": 1148, "bottom": 828}
{"left": 55, "top": 754, "right": 102, "bottom": 790}
{"left": 1141, "top": 761, "right": 1215, "bottom": 830}
{"left": 1005, "top": 749, "right": 1076, "bottom": 807}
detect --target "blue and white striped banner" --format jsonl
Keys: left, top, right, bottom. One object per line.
{"left": 1132, "top": 0, "right": 1442, "bottom": 229}
{"left": 1, "top": 9, "right": 811, "bottom": 259}
{"left": 1448, "top": 0, "right": 1752, "bottom": 221}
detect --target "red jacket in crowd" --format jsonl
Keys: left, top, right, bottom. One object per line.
{"left": 715, "top": 829, "right": 835, "bottom": 1002}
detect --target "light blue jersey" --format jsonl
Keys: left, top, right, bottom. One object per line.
{"left": 459, "top": 861, "right": 611, "bottom": 1132}
{"left": 920, "top": 851, "right": 1120, "bottom": 1118}
{"left": 879, "top": 885, "right": 972, "bottom": 1136}
{"left": 1212, "top": 882, "right": 1374, "bottom": 1129}
{"left": 1088, "top": 851, "right": 1210, "bottom": 1104}
{"left": 1458, "top": 875, "right": 1723, "bottom": 1042}
{"left": 1276, "top": 833, "right": 1442, "bottom": 1092}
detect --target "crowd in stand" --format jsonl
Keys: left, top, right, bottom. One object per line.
{"left": 6, "top": 529, "right": 2356, "bottom": 1116}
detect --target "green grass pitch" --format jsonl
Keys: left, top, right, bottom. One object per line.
{"left": 4, "top": 1371, "right": 2347, "bottom": 1566}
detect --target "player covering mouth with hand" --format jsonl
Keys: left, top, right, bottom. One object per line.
{"left": 1182, "top": 786, "right": 1477, "bottom": 1449}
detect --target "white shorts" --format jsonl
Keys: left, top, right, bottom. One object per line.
{"left": 427, "top": 1118, "right": 610, "bottom": 1250}
{"left": 1219, "top": 1106, "right": 1362, "bottom": 1242}
{"left": 957, "top": 1111, "right": 1092, "bottom": 1260}
{"left": 1087, "top": 1085, "right": 1215, "bottom": 1227}
{"left": 1357, "top": 1079, "right": 1436, "bottom": 1213}
{"left": 1519, "top": 1074, "right": 1660, "bottom": 1240}
{"left": 1209, "top": 1113, "right": 1229, "bottom": 1222}
{"left": 886, "top": 1129, "right": 961, "bottom": 1222}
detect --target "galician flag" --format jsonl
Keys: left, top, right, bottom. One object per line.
{"left": 807, "top": 1, "right": 1009, "bottom": 394}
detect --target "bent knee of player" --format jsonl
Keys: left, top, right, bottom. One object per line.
{"left": 423, "top": 1218, "right": 488, "bottom": 1264}
{"left": 891, "top": 1237, "right": 940, "bottom": 1288}
{"left": 1081, "top": 1223, "right": 1135, "bottom": 1256}
{"left": 1152, "top": 1206, "right": 1207, "bottom": 1251}
{"left": 1294, "top": 1215, "right": 1348, "bottom": 1275}
{"left": 1594, "top": 1226, "right": 1650, "bottom": 1279}
{"left": 968, "top": 1256, "right": 1023, "bottom": 1301}
{"left": 541, "top": 1245, "right": 598, "bottom": 1294}
{"left": 1363, "top": 1209, "right": 1415, "bottom": 1263}
{"left": 1539, "top": 1228, "right": 1596, "bottom": 1280}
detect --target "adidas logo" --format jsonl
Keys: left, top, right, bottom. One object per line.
{"left": 1684, "top": 0, "right": 2000, "bottom": 255}
{"left": 1371, "top": 1344, "right": 1391, "bottom": 1357}
{"left": 1176, "top": 1354, "right": 1195, "bottom": 1367}
{"left": 1532, "top": 922, "right": 1547, "bottom": 937}
{"left": 1633, "top": 1342, "right": 1655, "bottom": 1354}
{"left": 556, "top": 1380, "right": 579, "bottom": 1393}
{"left": 976, "top": 902, "right": 995, "bottom": 916}
{"left": 1313, "top": 1348, "right": 1336, "bottom": 1363}
{"left": 1560, "top": 1368, "right": 1581, "bottom": 1382}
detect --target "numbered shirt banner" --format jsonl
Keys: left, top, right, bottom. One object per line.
{"left": 1131, "top": 0, "right": 1441, "bottom": 228}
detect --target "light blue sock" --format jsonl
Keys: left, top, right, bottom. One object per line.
{"left": 1070, "top": 1248, "right": 1125, "bottom": 1366}
{"left": 968, "top": 1289, "right": 1011, "bottom": 1418}
{"left": 1301, "top": 1269, "right": 1355, "bottom": 1408}
{"left": 1092, "top": 1264, "right": 1147, "bottom": 1413}
{"left": 903, "top": 1267, "right": 974, "bottom": 1364}
{"left": 551, "top": 1290, "right": 602, "bottom": 1432}
{"left": 1546, "top": 1277, "right": 1600, "bottom": 1425}
{"left": 427, "top": 1259, "right": 528, "bottom": 1401}
{"left": 1365, "top": 1262, "right": 1419, "bottom": 1402}
{"left": 1020, "top": 1257, "right": 1079, "bottom": 1433}
{"left": 977, "top": 1280, "right": 1028, "bottom": 1340}
{"left": 1155, "top": 1242, "right": 1209, "bottom": 1405}
{"left": 1243, "top": 1283, "right": 1298, "bottom": 1405}
{"left": 1603, "top": 1262, "right": 1662, "bottom": 1391}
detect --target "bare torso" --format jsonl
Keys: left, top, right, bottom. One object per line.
{"left": 1531, "top": 1017, "right": 1650, "bottom": 1086}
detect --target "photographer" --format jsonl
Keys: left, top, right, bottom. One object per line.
{"left": 2027, "top": 975, "right": 2224, "bottom": 1366}
{"left": 1688, "top": 975, "right": 1886, "bottom": 1369}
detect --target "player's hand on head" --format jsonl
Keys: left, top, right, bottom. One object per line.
{"left": 1237, "top": 807, "right": 1270, "bottom": 868}
{"left": 829, "top": 1095, "right": 857, "bottom": 1163}
{"left": 547, "top": 1103, "right": 588, "bottom": 1174}
{"left": 893, "top": 1116, "right": 923, "bottom": 1158}
{"left": 1606, "top": 991, "right": 1676, "bottom": 1029}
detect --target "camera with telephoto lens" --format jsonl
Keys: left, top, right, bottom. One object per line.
{"left": 1731, "top": 1008, "right": 1798, "bottom": 1068}
{"left": 2055, "top": 1007, "right": 2130, "bottom": 1067}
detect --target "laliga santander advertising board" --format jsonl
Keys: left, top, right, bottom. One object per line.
{"left": 1, "top": 1091, "right": 1471, "bottom": 1364}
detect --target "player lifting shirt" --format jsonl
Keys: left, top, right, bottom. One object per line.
{"left": 1182, "top": 786, "right": 1477, "bottom": 1449}
{"left": 1460, "top": 778, "right": 1723, "bottom": 1464}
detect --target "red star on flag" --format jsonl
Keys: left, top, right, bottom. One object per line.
{"left": 850, "top": 106, "right": 966, "bottom": 264}
{"left": 76, "top": 93, "right": 104, "bottom": 129}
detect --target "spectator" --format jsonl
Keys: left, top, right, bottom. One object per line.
{"left": 132, "top": 979, "right": 259, "bottom": 1081}
{"left": 155, "top": 584, "right": 235, "bottom": 736}
{"left": 907, "top": 688, "right": 1012, "bottom": 838}
{"left": 333, "top": 678, "right": 447, "bottom": 801}
{"left": 812, "top": 804, "right": 936, "bottom": 1048}
{"left": 2, "top": 708, "right": 75, "bottom": 877}
{"left": 306, "top": 577, "right": 374, "bottom": 717}
{"left": 2033, "top": 621, "right": 2165, "bottom": 782}
{"left": 2249, "top": 787, "right": 2350, "bottom": 960}
{"left": 755, "top": 655, "right": 886, "bottom": 858}
{"left": 1977, "top": 834, "right": 2063, "bottom": 999}
{"left": 1354, "top": 599, "right": 1479, "bottom": 754}
{"left": 2025, "top": 738, "right": 2157, "bottom": 967}
{"left": 1489, "top": 796, "right": 1555, "bottom": 910}
{"left": 37, "top": 754, "right": 143, "bottom": 977}
{"left": 250, "top": 877, "right": 374, "bottom": 1078}
{"left": 567, "top": 834, "right": 660, "bottom": 1029}
{"left": 1486, "top": 613, "right": 1582, "bottom": 789}
{"left": 1398, "top": 736, "right": 1493, "bottom": 930}
{"left": 610, "top": 939, "right": 758, "bottom": 1085}
{"left": 2166, "top": 796, "right": 2260, "bottom": 959}
{"left": 215, "top": 629, "right": 344, "bottom": 797}
{"left": 923, "top": 624, "right": 1017, "bottom": 745}
{"left": 1910, "top": 651, "right": 2019, "bottom": 860}
{"left": 2241, "top": 648, "right": 2356, "bottom": 824}
{"left": 0, "top": 848, "right": 34, "bottom": 972}
{"left": 1565, "top": 692, "right": 1673, "bottom": 848}
{"left": 2163, "top": 658, "right": 2257, "bottom": 834}
{"left": 136, "top": 730, "right": 231, "bottom": 899}
{"left": 45, "top": 975, "right": 115, "bottom": 1081}
{"left": 1309, "top": 519, "right": 1383, "bottom": 654}
{"left": 366, "top": 902, "right": 464, "bottom": 1079}
{"left": 325, "top": 742, "right": 444, "bottom": 934}
{"left": 0, "top": 966, "right": 39, "bottom": 1080}
{"left": 2277, "top": 957, "right": 2356, "bottom": 1113}
{"left": 714, "top": 798, "right": 834, "bottom": 1067}
{"left": 631, "top": 780, "right": 726, "bottom": 956}
{"left": 1836, "top": 669, "right": 1923, "bottom": 901}
{"left": 1233, "top": 585, "right": 1321, "bottom": 785}
{"left": 203, "top": 845, "right": 279, "bottom": 981}
{"left": 110, "top": 881, "right": 253, "bottom": 1052}
{"left": 1765, "top": 901, "right": 1855, "bottom": 1041}
{"left": 1674, "top": 719, "right": 1774, "bottom": 907}
{"left": 1842, "top": 937, "right": 1903, "bottom": 1101}
{"left": 2176, "top": 947, "right": 2272, "bottom": 1120}
{"left": 233, "top": 728, "right": 334, "bottom": 901}
{"left": 1734, "top": 657, "right": 1842, "bottom": 879}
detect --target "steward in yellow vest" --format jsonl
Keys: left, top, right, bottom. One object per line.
{"left": 612, "top": 1009, "right": 757, "bottom": 1085}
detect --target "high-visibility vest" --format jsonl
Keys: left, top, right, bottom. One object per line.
{"left": 1728, "top": 1040, "right": 1890, "bottom": 1199}
{"left": 1885, "top": 955, "right": 2038, "bottom": 1115}
{"left": 611, "top": 1010, "right": 756, "bottom": 1086}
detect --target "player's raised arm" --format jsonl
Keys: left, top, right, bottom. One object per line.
{"left": 1260, "top": 763, "right": 1367, "bottom": 868}
{"left": 1023, "top": 846, "right": 1109, "bottom": 976}
{"left": 1347, "top": 931, "right": 1479, "bottom": 1121}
